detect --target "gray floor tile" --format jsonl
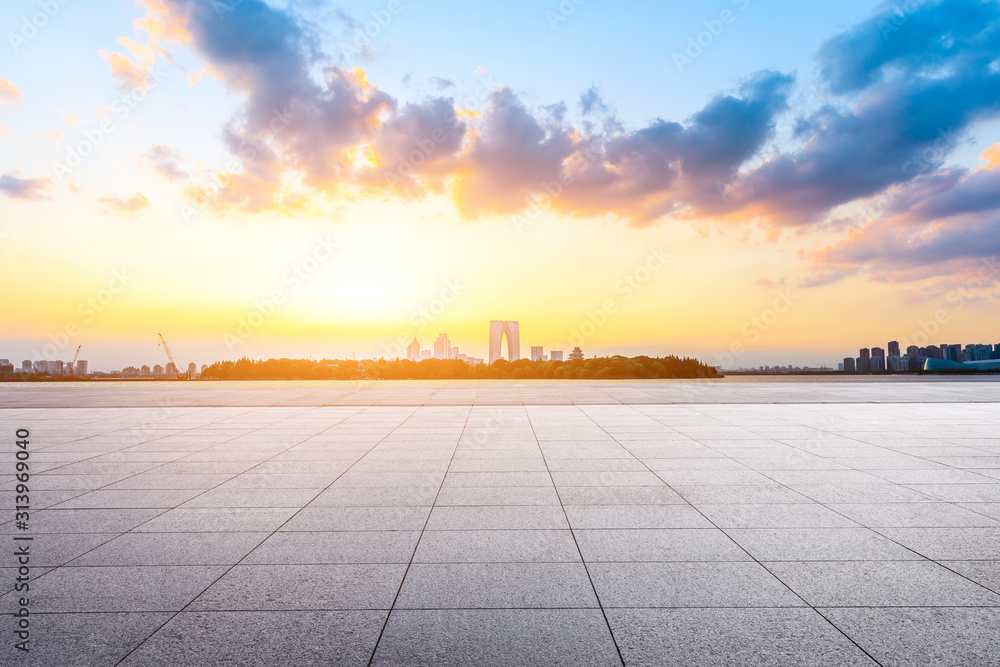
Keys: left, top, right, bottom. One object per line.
{"left": 180, "top": 488, "right": 322, "bottom": 508}
{"left": 435, "top": 486, "right": 562, "bottom": 506}
{"left": 875, "top": 527, "right": 1000, "bottom": 559}
{"left": 245, "top": 530, "right": 421, "bottom": 564}
{"left": 589, "top": 561, "right": 804, "bottom": 607}
{"left": 413, "top": 529, "right": 580, "bottom": 563}
{"left": 820, "top": 608, "right": 1000, "bottom": 667}
{"left": 371, "top": 609, "right": 620, "bottom": 666}
{"left": 190, "top": 563, "right": 407, "bottom": 610}
{"left": 675, "top": 485, "right": 810, "bottom": 504}
{"left": 71, "top": 531, "right": 269, "bottom": 566}
{"left": 311, "top": 486, "right": 440, "bottom": 506}
{"left": 726, "top": 528, "right": 921, "bottom": 561}
{"left": 121, "top": 611, "right": 387, "bottom": 666}
{"left": 829, "top": 502, "right": 999, "bottom": 527}
{"left": 557, "top": 486, "right": 686, "bottom": 505}
{"left": 768, "top": 560, "right": 1000, "bottom": 606}
{"left": 939, "top": 560, "right": 1000, "bottom": 594}
{"left": 576, "top": 528, "right": 749, "bottom": 562}
{"left": 608, "top": 608, "right": 878, "bottom": 666}
{"left": 696, "top": 503, "right": 857, "bottom": 528}
{"left": 11, "top": 565, "right": 228, "bottom": 612}
{"left": 396, "top": 563, "right": 598, "bottom": 608}
{"left": 565, "top": 504, "right": 712, "bottom": 529}
{"left": 132, "top": 507, "right": 297, "bottom": 532}
{"left": 26, "top": 613, "right": 171, "bottom": 667}
{"left": 280, "top": 506, "right": 431, "bottom": 531}
{"left": 15, "top": 508, "right": 167, "bottom": 534}
{"left": 426, "top": 505, "right": 569, "bottom": 530}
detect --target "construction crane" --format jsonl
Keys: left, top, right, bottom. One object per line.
{"left": 157, "top": 333, "right": 183, "bottom": 379}
{"left": 69, "top": 345, "right": 82, "bottom": 375}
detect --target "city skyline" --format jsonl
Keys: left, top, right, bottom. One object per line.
{"left": 3, "top": 1, "right": 1000, "bottom": 367}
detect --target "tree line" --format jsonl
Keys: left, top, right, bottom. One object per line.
{"left": 200, "top": 355, "right": 719, "bottom": 381}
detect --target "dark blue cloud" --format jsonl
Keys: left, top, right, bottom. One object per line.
{"left": 719, "top": 0, "right": 1000, "bottom": 225}
{"left": 817, "top": 0, "right": 1000, "bottom": 94}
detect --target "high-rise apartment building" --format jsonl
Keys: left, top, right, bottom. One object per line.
{"left": 433, "top": 334, "right": 452, "bottom": 359}
{"left": 531, "top": 346, "right": 544, "bottom": 361}
{"left": 407, "top": 338, "right": 421, "bottom": 361}
{"left": 550, "top": 351, "right": 563, "bottom": 362}
{"left": 871, "top": 347, "right": 886, "bottom": 371}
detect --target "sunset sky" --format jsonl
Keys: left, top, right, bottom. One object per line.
{"left": 2, "top": 0, "right": 999, "bottom": 371}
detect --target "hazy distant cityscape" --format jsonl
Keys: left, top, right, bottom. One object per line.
{"left": 5, "top": 330, "right": 1000, "bottom": 380}
{"left": 0, "top": 320, "right": 596, "bottom": 379}
{"left": 839, "top": 341, "right": 1000, "bottom": 373}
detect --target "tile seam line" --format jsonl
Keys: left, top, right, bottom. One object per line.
{"left": 525, "top": 405, "right": 627, "bottom": 667}
{"left": 583, "top": 403, "right": 886, "bottom": 667}
{"left": 110, "top": 403, "right": 418, "bottom": 666}
{"left": 10, "top": 405, "right": 302, "bottom": 592}
{"left": 364, "top": 404, "right": 472, "bottom": 666}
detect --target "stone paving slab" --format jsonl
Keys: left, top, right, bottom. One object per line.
{"left": 1, "top": 382, "right": 998, "bottom": 665}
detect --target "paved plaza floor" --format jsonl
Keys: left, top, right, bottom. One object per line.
{"left": 2, "top": 381, "right": 999, "bottom": 665}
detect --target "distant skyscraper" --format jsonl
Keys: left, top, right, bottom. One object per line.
{"left": 165, "top": 363, "right": 177, "bottom": 375}
{"left": 871, "top": 347, "right": 886, "bottom": 371}
{"left": 489, "top": 320, "right": 520, "bottom": 363}
{"left": 843, "top": 358, "right": 856, "bottom": 372}
{"left": 21, "top": 360, "right": 32, "bottom": 372}
{"left": 531, "top": 346, "right": 544, "bottom": 362}
{"left": 201, "top": 364, "right": 208, "bottom": 372}
{"left": 451, "top": 346, "right": 459, "bottom": 359}
{"left": 75, "top": 360, "right": 88, "bottom": 376}
{"left": 187, "top": 362, "right": 197, "bottom": 376}
{"left": 141, "top": 365, "right": 151, "bottom": 375}
{"left": 434, "top": 334, "right": 452, "bottom": 359}
{"left": 153, "top": 364, "right": 164, "bottom": 375}
{"left": 888, "top": 341, "right": 900, "bottom": 358}
{"left": 856, "top": 356, "right": 868, "bottom": 372}
{"left": 407, "top": 338, "right": 421, "bottom": 362}
{"left": 569, "top": 347, "right": 584, "bottom": 360}
{"left": 550, "top": 351, "right": 563, "bottom": 362}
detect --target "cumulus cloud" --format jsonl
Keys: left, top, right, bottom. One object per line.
{"left": 806, "top": 147, "right": 1000, "bottom": 289}
{"left": 143, "top": 0, "right": 795, "bottom": 220}
{"left": 717, "top": 0, "right": 1000, "bottom": 226}
{"left": 99, "top": 192, "right": 151, "bottom": 213}
{"left": 99, "top": 37, "right": 160, "bottom": 92}
{"left": 142, "top": 0, "right": 1000, "bottom": 298}
{"left": 145, "top": 143, "right": 188, "bottom": 180}
{"left": 0, "top": 78, "right": 25, "bottom": 109}
{"left": 0, "top": 172, "right": 53, "bottom": 200}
